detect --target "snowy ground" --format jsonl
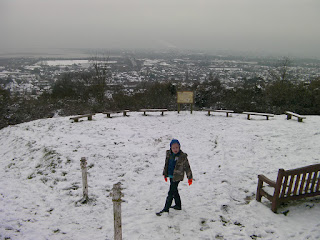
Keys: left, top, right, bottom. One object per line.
{"left": 0, "top": 111, "right": 319, "bottom": 240}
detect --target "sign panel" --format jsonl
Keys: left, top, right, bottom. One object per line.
{"left": 177, "top": 91, "right": 194, "bottom": 104}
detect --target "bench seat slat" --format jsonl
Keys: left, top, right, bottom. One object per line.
{"left": 280, "top": 176, "right": 289, "bottom": 198}
{"left": 310, "top": 171, "right": 319, "bottom": 192}
{"left": 293, "top": 174, "right": 301, "bottom": 195}
{"left": 299, "top": 173, "right": 307, "bottom": 195}
{"left": 316, "top": 174, "right": 320, "bottom": 192}
{"left": 287, "top": 175, "right": 295, "bottom": 196}
{"left": 305, "top": 172, "right": 313, "bottom": 193}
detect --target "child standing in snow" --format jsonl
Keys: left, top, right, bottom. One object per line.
{"left": 156, "top": 139, "right": 193, "bottom": 216}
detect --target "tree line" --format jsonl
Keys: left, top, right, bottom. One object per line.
{"left": 1, "top": 59, "right": 319, "bottom": 130}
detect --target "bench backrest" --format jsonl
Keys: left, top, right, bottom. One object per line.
{"left": 275, "top": 164, "right": 320, "bottom": 199}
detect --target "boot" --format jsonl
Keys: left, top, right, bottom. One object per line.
{"left": 170, "top": 205, "right": 182, "bottom": 210}
{"left": 156, "top": 209, "right": 169, "bottom": 216}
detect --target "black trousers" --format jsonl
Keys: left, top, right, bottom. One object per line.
{"left": 164, "top": 178, "right": 181, "bottom": 211}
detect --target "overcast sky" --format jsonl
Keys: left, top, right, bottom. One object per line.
{"left": 1, "top": 0, "right": 319, "bottom": 58}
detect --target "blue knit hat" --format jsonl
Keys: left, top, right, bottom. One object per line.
{"left": 170, "top": 139, "right": 180, "bottom": 148}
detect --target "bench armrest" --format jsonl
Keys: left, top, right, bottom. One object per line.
{"left": 258, "top": 174, "right": 276, "bottom": 188}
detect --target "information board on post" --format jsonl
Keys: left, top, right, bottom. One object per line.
{"left": 177, "top": 91, "right": 194, "bottom": 113}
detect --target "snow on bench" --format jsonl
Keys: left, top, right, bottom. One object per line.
{"left": 139, "top": 109, "right": 168, "bottom": 116}
{"left": 103, "top": 110, "right": 130, "bottom": 118}
{"left": 70, "top": 114, "right": 95, "bottom": 122}
{"left": 285, "top": 111, "right": 306, "bottom": 122}
{"left": 203, "top": 109, "right": 234, "bottom": 117}
{"left": 243, "top": 112, "right": 274, "bottom": 120}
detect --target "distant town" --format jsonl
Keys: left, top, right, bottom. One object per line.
{"left": 0, "top": 49, "right": 320, "bottom": 98}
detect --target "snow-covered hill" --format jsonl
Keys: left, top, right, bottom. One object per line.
{"left": 0, "top": 111, "right": 319, "bottom": 240}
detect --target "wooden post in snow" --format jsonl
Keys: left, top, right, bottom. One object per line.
{"left": 80, "top": 157, "right": 89, "bottom": 203}
{"left": 112, "top": 182, "right": 123, "bottom": 240}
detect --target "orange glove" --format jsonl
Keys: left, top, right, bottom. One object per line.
{"left": 188, "top": 179, "right": 192, "bottom": 186}
{"left": 164, "top": 176, "right": 167, "bottom": 182}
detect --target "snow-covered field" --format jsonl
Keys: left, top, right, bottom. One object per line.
{"left": 0, "top": 111, "right": 319, "bottom": 240}
{"left": 36, "top": 60, "right": 118, "bottom": 67}
{"left": 37, "top": 60, "right": 91, "bottom": 67}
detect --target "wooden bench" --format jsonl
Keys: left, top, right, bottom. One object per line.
{"left": 70, "top": 114, "right": 95, "bottom": 122}
{"left": 256, "top": 164, "right": 320, "bottom": 213}
{"left": 203, "top": 109, "right": 234, "bottom": 117}
{"left": 139, "top": 109, "right": 168, "bottom": 116}
{"left": 243, "top": 112, "right": 274, "bottom": 120}
{"left": 103, "top": 110, "right": 130, "bottom": 118}
{"left": 285, "top": 111, "right": 306, "bottom": 122}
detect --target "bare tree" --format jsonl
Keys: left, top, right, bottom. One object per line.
{"left": 89, "top": 53, "right": 111, "bottom": 104}
{"left": 268, "top": 57, "right": 292, "bottom": 82}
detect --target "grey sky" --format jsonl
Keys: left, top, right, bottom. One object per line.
{"left": 1, "top": 0, "right": 320, "bottom": 58}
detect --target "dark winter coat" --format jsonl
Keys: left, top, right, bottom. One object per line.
{"left": 163, "top": 150, "right": 193, "bottom": 182}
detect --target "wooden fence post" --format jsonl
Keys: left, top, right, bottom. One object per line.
{"left": 79, "top": 157, "right": 89, "bottom": 204}
{"left": 112, "top": 182, "right": 123, "bottom": 240}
